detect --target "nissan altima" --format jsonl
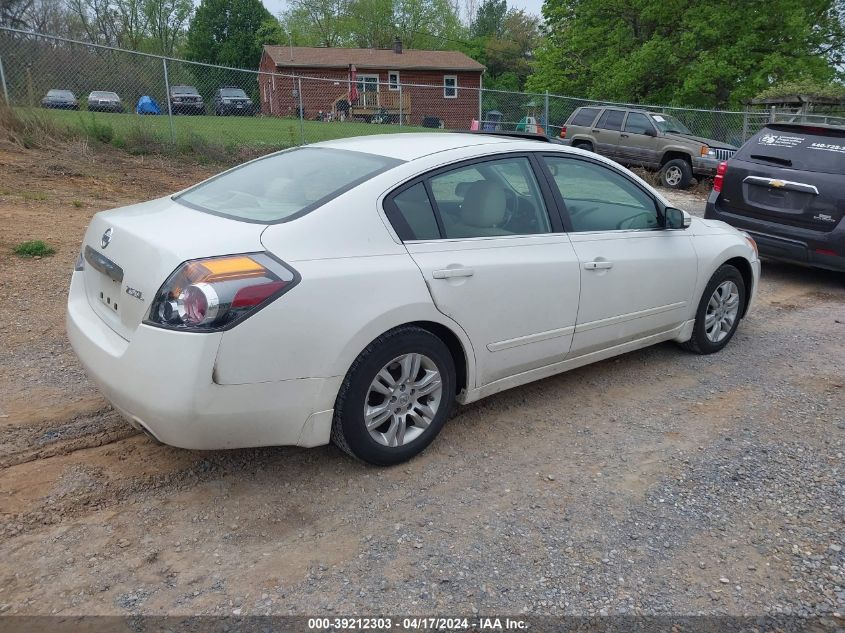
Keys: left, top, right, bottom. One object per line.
{"left": 67, "top": 133, "right": 760, "bottom": 465}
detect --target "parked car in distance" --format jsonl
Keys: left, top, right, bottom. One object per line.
{"left": 213, "top": 87, "right": 254, "bottom": 116}
{"left": 41, "top": 89, "right": 79, "bottom": 110}
{"left": 87, "top": 91, "right": 124, "bottom": 113}
{"left": 67, "top": 133, "right": 759, "bottom": 466}
{"left": 560, "top": 106, "right": 737, "bottom": 189}
{"left": 169, "top": 85, "right": 204, "bottom": 115}
{"left": 705, "top": 122, "right": 845, "bottom": 272}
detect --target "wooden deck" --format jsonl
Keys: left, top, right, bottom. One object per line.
{"left": 333, "top": 91, "right": 411, "bottom": 123}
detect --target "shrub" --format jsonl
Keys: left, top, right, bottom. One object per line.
{"left": 14, "top": 240, "right": 56, "bottom": 257}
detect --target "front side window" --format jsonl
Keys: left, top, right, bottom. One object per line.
{"left": 624, "top": 112, "right": 654, "bottom": 135}
{"left": 543, "top": 156, "right": 659, "bottom": 232}
{"left": 596, "top": 109, "right": 625, "bottom": 131}
{"left": 177, "top": 147, "right": 400, "bottom": 223}
{"left": 444, "top": 75, "right": 457, "bottom": 99}
{"left": 428, "top": 157, "right": 551, "bottom": 239}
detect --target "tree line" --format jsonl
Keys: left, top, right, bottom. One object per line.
{"left": 2, "top": 0, "right": 843, "bottom": 106}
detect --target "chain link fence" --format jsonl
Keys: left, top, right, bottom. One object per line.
{"left": 2, "top": 26, "right": 840, "bottom": 160}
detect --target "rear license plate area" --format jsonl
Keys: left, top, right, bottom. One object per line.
{"left": 745, "top": 184, "right": 811, "bottom": 214}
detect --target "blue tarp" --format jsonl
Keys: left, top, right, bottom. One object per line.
{"left": 136, "top": 95, "right": 161, "bottom": 115}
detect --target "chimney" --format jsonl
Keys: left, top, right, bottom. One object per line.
{"left": 393, "top": 37, "right": 403, "bottom": 54}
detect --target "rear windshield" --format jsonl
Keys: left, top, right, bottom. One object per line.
{"left": 172, "top": 86, "right": 199, "bottom": 95}
{"left": 90, "top": 91, "right": 118, "bottom": 99}
{"left": 570, "top": 107, "right": 600, "bottom": 126}
{"left": 175, "top": 147, "right": 401, "bottom": 223}
{"left": 221, "top": 88, "right": 247, "bottom": 97}
{"left": 737, "top": 125, "right": 845, "bottom": 175}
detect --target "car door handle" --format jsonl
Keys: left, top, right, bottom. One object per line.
{"left": 433, "top": 267, "right": 475, "bottom": 279}
{"left": 620, "top": 133, "right": 629, "bottom": 138}
{"left": 592, "top": 129, "right": 601, "bottom": 133}
{"left": 584, "top": 260, "right": 613, "bottom": 270}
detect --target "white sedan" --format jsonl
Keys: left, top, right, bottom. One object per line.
{"left": 67, "top": 133, "right": 760, "bottom": 465}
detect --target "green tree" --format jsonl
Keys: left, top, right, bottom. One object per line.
{"left": 527, "top": 0, "right": 845, "bottom": 108}
{"left": 185, "top": 0, "right": 272, "bottom": 68}
{"left": 143, "top": 0, "right": 192, "bottom": 55}
{"left": 470, "top": 0, "right": 506, "bottom": 38}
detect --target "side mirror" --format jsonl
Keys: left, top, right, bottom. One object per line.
{"left": 644, "top": 127, "right": 657, "bottom": 137}
{"left": 665, "top": 207, "right": 691, "bottom": 229}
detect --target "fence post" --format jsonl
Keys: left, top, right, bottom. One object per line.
{"left": 297, "top": 77, "right": 304, "bottom": 145}
{"left": 0, "top": 53, "right": 8, "bottom": 105}
{"left": 398, "top": 83, "right": 403, "bottom": 127}
{"left": 161, "top": 58, "right": 175, "bottom": 143}
{"left": 742, "top": 106, "right": 749, "bottom": 142}
{"left": 478, "top": 87, "right": 482, "bottom": 123}
{"left": 544, "top": 91, "right": 549, "bottom": 135}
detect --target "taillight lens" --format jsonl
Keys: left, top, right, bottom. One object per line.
{"left": 559, "top": 126, "right": 567, "bottom": 138}
{"left": 145, "top": 252, "right": 298, "bottom": 331}
{"left": 713, "top": 161, "right": 728, "bottom": 193}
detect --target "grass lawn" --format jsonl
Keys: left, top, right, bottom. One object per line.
{"left": 32, "top": 108, "right": 439, "bottom": 150}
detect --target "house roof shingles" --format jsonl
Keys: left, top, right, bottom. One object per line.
{"left": 263, "top": 45, "right": 485, "bottom": 72}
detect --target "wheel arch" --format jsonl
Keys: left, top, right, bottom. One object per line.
{"left": 660, "top": 150, "right": 693, "bottom": 166}
{"left": 722, "top": 256, "right": 754, "bottom": 318}
{"left": 335, "top": 309, "right": 476, "bottom": 399}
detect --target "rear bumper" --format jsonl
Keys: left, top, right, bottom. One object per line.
{"left": 66, "top": 272, "right": 340, "bottom": 449}
{"left": 706, "top": 195, "right": 845, "bottom": 272}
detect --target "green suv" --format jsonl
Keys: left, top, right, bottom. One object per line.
{"left": 560, "top": 106, "right": 737, "bottom": 189}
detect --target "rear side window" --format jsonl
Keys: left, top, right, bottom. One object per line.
{"left": 737, "top": 125, "right": 845, "bottom": 175}
{"left": 570, "top": 107, "right": 600, "bottom": 127}
{"left": 177, "top": 147, "right": 400, "bottom": 222}
{"left": 385, "top": 183, "right": 440, "bottom": 240}
{"left": 596, "top": 109, "right": 625, "bottom": 131}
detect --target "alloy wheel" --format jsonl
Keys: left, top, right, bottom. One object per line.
{"left": 704, "top": 280, "right": 740, "bottom": 343}
{"left": 664, "top": 166, "right": 683, "bottom": 186}
{"left": 364, "top": 353, "right": 443, "bottom": 447}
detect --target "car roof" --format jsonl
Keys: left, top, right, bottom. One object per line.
{"left": 315, "top": 132, "right": 541, "bottom": 161}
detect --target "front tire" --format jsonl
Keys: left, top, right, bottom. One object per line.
{"left": 682, "top": 264, "right": 745, "bottom": 354}
{"left": 331, "top": 326, "right": 456, "bottom": 466}
{"left": 660, "top": 158, "right": 693, "bottom": 189}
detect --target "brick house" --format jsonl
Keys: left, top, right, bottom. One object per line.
{"left": 258, "top": 41, "right": 485, "bottom": 129}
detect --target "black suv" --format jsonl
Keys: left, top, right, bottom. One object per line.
{"left": 705, "top": 123, "right": 845, "bottom": 272}
{"left": 213, "top": 87, "right": 254, "bottom": 116}
{"left": 169, "top": 85, "right": 204, "bottom": 115}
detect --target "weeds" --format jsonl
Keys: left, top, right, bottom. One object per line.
{"left": 14, "top": 240, "right": 55, "bottom": 258}
{"left": 72, "top": 199, "right": 83, "bottom": 208}
{"left": 21, "top": 191, "right": 48, "bottom": 201}
{"left": 0, "top": 106, "right": 67, "bottom": 148}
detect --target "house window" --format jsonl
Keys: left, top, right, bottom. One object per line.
{"left": 444, "top": 75, "right": 457, "bottom": 99}
{"left": 388, "top": 71, "right": 400, "bottom": 91}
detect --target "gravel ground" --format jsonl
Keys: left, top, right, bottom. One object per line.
{"left": 0, "top": 141, "right": 843, "bottom": 619}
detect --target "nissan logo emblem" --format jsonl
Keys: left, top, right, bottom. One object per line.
{"left": 101, "top": 228, "right": 113, "bottom": 249}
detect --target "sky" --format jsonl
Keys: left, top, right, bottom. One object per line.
{"left": 260, "top": 0, "right": 544, "bottom": 26}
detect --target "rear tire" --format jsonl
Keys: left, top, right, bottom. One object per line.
{"left": 660, "top": 158, "right": 693, "bottom": 189}
{"left": 331, "top": 326, "right": 456, "bottom": 466}
{"left": 681, "top": 264, "right": 746, "bottom": 354}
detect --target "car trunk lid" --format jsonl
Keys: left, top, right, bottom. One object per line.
{"left": 720, "top": 125, "right": 845, "bottom": 232}
{"left": 80, "top": 197, "right": 266, "bottom": 341}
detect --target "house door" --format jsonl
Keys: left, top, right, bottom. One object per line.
{"left": 356, "top": 74, "right": 379, "bottom": 108}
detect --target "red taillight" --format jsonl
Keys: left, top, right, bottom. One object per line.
{"left": 146, "top": 253, "right": 297, "bottom": 331}
{"left": 232, "top": 281, "right": 286, "bottom": 308}
{"left": 713, "top": 161, "right": 728, "bottom": 193}
{"left": 815, "top": 248, "right": 838, "bottom": 257}
{"left": 559, "top": 126, "right": 567, "bottom": 138}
